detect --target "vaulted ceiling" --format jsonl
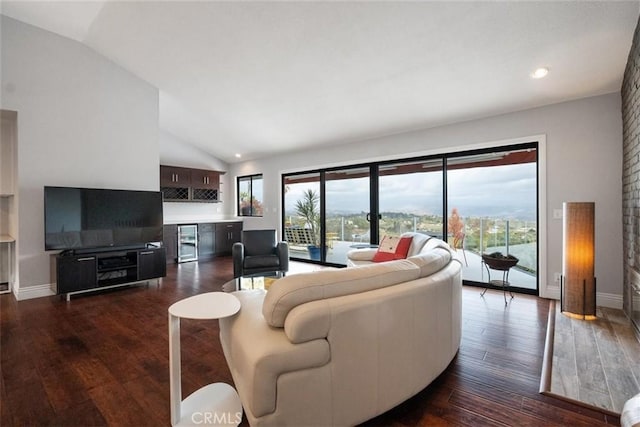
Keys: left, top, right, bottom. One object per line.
{"left": 2, "top": 1, "right": 638, "bottom": 163}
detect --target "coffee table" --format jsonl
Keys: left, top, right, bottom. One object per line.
{"left": 168, "top": 292, "right": 242, "bottom": 426}
{"left": 222, "top": 275, "right": 280, "bottom": 292}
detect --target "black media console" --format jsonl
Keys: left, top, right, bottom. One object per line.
{"left": 54, "top": 247, "right": 167, "bottom": 300}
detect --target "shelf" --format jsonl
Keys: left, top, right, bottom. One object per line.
{"left": 98, "top": 277, "right": 138, "bottom": 287}
{"left": 0, "top": 234, "right": 15, "bottom": 243}
{"left": 97, "top": 264, "right": 137, "bottom": 273}
{"left": 0, "top": 193, "right": 14, "bottom": 197}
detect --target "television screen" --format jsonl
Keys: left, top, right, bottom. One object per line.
{"left": 44, "top": 186, "right": 164, "bottom": 251}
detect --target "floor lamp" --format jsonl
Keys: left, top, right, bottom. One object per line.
{"left": 561, "top": 202, "right": 596, "bottom": 320}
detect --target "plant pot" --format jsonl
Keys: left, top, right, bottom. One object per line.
{"left": 307, "top": 245, "right": 328, "bottom": 261}
{"left": 307, "top": 245, "right": 322, "bottom": 261}
{"left": 481, "top": 253, "right": 519, "bottom": 271}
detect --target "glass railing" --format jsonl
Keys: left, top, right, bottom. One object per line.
{"left": 462, "top": 217, "right": 537, "bottom": 274}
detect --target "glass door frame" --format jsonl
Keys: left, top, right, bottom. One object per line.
{"left": 443, "top": 142, "right": 539, "bottom": 296}
{"left": 281, "top": 141, "right": 539, "bottom": 296}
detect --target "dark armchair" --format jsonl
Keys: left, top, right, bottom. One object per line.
{"left": 232, "top": 229, "right": 289, "bottom": 279}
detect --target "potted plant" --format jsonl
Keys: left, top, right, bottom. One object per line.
{"left": 295, "top": 189, "right": 322, "bottom": 260}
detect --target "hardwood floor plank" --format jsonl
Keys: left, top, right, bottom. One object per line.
{"left": 87, "top": 382, "right": 152, "bottom": 426}
{"left": 0, "top": 371, "right": 13, "bottom": 426}
{"left": 52, "top": 399, "right": 108, "bottom": 426}
{"left": 441, "top": 373, "right": 524, "bottom": 409}
{"left": 0, "top": 258, "right": 622, "bottom": 426}
{"left": 448, "top": 388, "right": 558, "bottom": 426}
{"left": 36, "top": 352, "right": 92, "bottom": 412}
{"left": 2, "top": 373, "right": 58, "bottom": 425}
{"left": 122, "top": 375, "right": 170, "bottom": 426}
{"left": 521, "top": 396, "right": 611, "bottom": 426}
{"left": 69, "top": 355, "right": 120, "bottom": 390}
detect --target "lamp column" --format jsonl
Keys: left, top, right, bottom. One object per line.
{"left": 561, "top": 202, "right": 596, "bottom": 319}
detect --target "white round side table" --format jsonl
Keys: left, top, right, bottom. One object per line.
{"left": 168, "top": 292, "right": 242, "bottom": 427}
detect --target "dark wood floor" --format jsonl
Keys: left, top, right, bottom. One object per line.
{"left": 1, "top": 258, "right": 620, "bottom": 426}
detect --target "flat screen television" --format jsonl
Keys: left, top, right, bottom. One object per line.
{"left": 44, "top": 186, "right": 164, "bottom": 252}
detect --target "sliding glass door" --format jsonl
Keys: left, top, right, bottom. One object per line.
{"left": 282, "top": 142, "right": 539, "bottom": 294}
{"left": 283, "top": 173, "right": 320, "bottom": 261}
{"left": 325, "top": 167, "right": 372, "bottom": 264}
{"left": 446, "top": 147, "right": 537, "bottom": 291}
{"left": 378, "top": 159, "right": 444, "bottom": 239}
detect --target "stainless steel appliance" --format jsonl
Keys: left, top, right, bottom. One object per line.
{"left": 178, "top": 225, "right": 198, "bottom": 262}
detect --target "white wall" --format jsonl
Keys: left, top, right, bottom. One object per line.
{"left": 1, "top": 17, "right": 160, "bottom": 298}
{"left": 230, "top": 93, "right": 624, "bottom": 305}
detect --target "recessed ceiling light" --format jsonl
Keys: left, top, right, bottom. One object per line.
{"left": 235, "top": 153, "right": 241, "bottom": 158}
{"left": 531, "top": 67, "right": 549, "bottom": 79}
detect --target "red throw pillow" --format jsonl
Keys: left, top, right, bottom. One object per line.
{"left": 372, "top": 235, "right": 413, "bottom": 263}
{"left": 395, "top": 236, "right": 413, "bottom": 259}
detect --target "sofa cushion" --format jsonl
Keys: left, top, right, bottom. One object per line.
{"left": 347, "top": 248, "right": 377, "bottom": 262}
{"left": 403, "top": 232, "right": 432, "bottom": 256}
{"left": 262, "top": 260, "right": 421, "bottom": 327}
{"left": 408, "top": 247, "right": 453, "bottom": 277}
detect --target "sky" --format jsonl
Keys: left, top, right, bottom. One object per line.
{"left": 284, "top": 162, "right": 537, "bottom": 221}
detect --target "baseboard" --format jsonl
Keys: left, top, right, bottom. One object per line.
{"left": 14, "top": 283, "right": 56, "bottom": 301}
{"left": 540, "top": 286, "right": 622, "bottom": 310}
{"left": 597, "top": 292, "right": 623, "bottom": 310}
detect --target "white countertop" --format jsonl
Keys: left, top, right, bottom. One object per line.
{"left": 0, "top": 234, "right": 15, "bottom": 243}
{"left": 163, "top": 218, "right": 242, "bottom": 225}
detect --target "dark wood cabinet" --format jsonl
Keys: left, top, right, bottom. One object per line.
{"left": 160, "top": 166, "right": 191, "bottom": 188}
{"left": 55, "top": 248, "right": 166, "bottom": 300}
{"left": 215, "top": 222, "right": 242, "bottom": 255}
{"left": 138, "top": 248, "right": 167, "bottom": 280}
{"left": 163, "top": 225, "right": 177, "bottom": 263}
{"left": 160, "top": 165, "right": 224, "bottom": 203}
{"left": 198, "top": 223, "right": 216, "bottom": 259}
{"left": 163, "top": 222, "right": 242, "bottom": 263}
{"left": 56, "top": 255, "right": 97, "bottom": 293}
{"left": 191, "top": 169, "right": 219, "bottom": 190}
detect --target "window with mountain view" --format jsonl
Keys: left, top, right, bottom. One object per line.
{"left": 237, "top": 174, "right": 263, "bottom": 217}
{"left": 281, "top": 142, "right": 538, "bottom": 294}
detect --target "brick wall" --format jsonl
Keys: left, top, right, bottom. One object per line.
{"left": 622, "top": 15, "right": 640, "bottom": 317}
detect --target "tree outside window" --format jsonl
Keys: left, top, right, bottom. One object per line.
{"left": 238, "top": 174, "right": 263, "bottom": 216}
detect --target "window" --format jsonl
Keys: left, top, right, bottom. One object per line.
{"left": 237, "top": 174, "right": 263, "bottom": 216}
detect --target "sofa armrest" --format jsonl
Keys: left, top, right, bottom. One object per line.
{"left": 277, "top": 241, "right": 289, "bottom": 273}
{"left": 219, "top": 290, "right": 330, "bottom": 418}
{"left": 346, "top": 248, "right": 377, "bottom": 262}
{"left": 232, "top": 242, "right": 244, "bottom": 278}
{"left": 284, "top": 299, "right": 331, "bottom": 343}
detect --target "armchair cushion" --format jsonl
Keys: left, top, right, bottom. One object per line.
{"left": 243, "top": 230, "right": 277, "bottom": 256}
{"left": 244, "top": 254, "right": 281, "bottom": 269}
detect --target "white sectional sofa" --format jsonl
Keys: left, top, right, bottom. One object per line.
{"left": 346, "top": 232, "right": 445, "bottom": 267}
{"left": 219, "top": 237, "right": 462, "bottom": 426}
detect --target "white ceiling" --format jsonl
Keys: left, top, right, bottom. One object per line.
{"left": 2, "top": 1, "right": 639, "bottom": 164}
